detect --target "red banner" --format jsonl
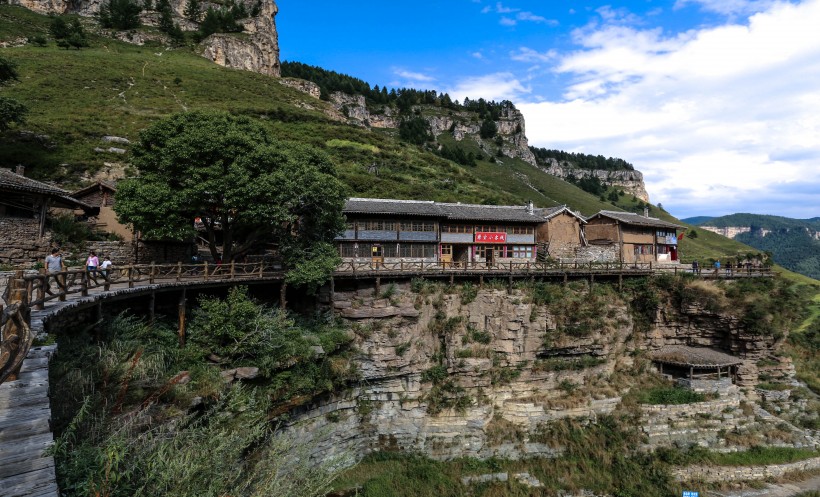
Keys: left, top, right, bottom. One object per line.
{"left": 475, "top": 232, "right": 507, "bottom": 243}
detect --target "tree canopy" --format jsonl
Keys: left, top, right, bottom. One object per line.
{"left": 0, "top": 56, "right": 27, "bottom": 132}
{"left": 114, "top": 111, "right": 347, "bottom": 289}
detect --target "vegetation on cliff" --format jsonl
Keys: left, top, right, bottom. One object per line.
{"left": 49, "top": 288, "right": 357, "bottom": 496}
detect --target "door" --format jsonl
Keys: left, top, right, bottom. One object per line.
{"left": 371, "top": 245, "right": 384, "bottom": 267}
{"left": 440, "top": 244, "right": 453, "bottom": 267}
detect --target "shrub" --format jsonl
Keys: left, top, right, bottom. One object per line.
{"left": 639, "top": 385, "right": 707, "bottom": 405}
{"left": 99, "top": 0, "right": 142, "bottom": 30}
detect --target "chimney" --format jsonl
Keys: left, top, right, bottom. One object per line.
{"left": 644, "top": 207, "right": 649, "bottom": 218}
{"left": 15, "top": 165, "right": 25, "bottom": 176}
{"left": 527, "top": 200, "right": 534, "bottom": 215}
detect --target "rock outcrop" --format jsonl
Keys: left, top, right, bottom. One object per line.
{"left": 275, "top": 278, "right": 803, "bottom": 467}
{"left": 538, "top": 159, "right": 650, "bottom": 201}
{"left": 201, "top": 0, "right": 280, "bottom": 76}
{"left": 9, "top": 0, "right": 281, "bottom": 77}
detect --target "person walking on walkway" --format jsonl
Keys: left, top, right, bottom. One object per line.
{"left": 45, "top": 247, "right": 64, "bottom": 294}
{"left": 692, "top": 260, "right": 699, "bottom": 275}
{"left": 86, "top": 251, "right": 99, "bottom": 282}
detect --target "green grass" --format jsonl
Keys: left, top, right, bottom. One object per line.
{"left": 660, "top": 446, "right": 819, "bottom": 467}
{"left": 638, "top": 385, "right": 709, "bottom": 405}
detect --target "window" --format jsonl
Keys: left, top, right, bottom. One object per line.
{"left": 633, "top": 244, "right": 654, "bottom": 255}
{"left": 506, "top": 226, "right": 534, "bottom": 235}
{"left": 339, "top": 243, "right": 358, "bottom": 257}
{"left": 440, "top": 244, "right": 452, "bottom": 256}
{"left": 656, "top": 230, "right": 675, "bottom": 237}
{"left": 399, "top": 244, "right": 436, "bottom": 258}
{"left": 441, "top": 224, "right": 472, "bottom": 233}
{"left": 508, "top": 245, "right": 534, "bottom": 259}
{"left": 657, "top": 245, "right": 670, "bottom": 254}
{"left": 383, "top": 243, "right": 398, "bottom": 258}
{"left": 362, "top": 220, "right": 395, "bottom": 231}
{"left": 345, "top": 221, "right": 355, "bottom": 231}
{"left": 400, "top": 221, "right": 435, "bottom": 232}
{"left": 475, "top": 225, "right": 499, "bottom": 233}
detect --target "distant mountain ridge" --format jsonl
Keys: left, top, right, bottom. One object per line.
{"left": 688, "top": 213, "right": 820, "bottom": 279}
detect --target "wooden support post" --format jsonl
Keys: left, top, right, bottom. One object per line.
{"left": 689, "top": 366, "right": 693, "bottom": 381}
{"left": 563, "top": 272, "right": 568, "bottom": 285}
{"left": 479, "top": 275, "right": 484, "bottom": 288}
{"left": 149, "top": 291, "right": 156, "bottom": 327}
{"left": 58, "top": 270, "right": 66, "bottom": 301}
{"left": 176, "top": 261, "right": 182, "bottom": 282}
{"left": 590, "top": 273, "right": 594, "bottom": 287}
{"left": 508, "top": 274, "right": 513, "bottom": 294}
{"left": 150, "top": 263, "right": 156, "bottom": 285}
{"left": 375, "top": 277, "right": 381, "bottom": 297}
{"left": 128, "top": 265, "right": 134, "bottom": 289}
{"left": 81, "top": 270, "right": 89, "bottom": 297}
{"left": 618, "top": 273, "right": 623, "bottom": 292}
{"left": 35, "top": 269, "right": 45, "bottom": 310}
{"left": 280, "top": 282, "right": 287, "bottom": 309}
{"left": 230, "top": 261, "right": 235, "bottom": 279}
{"left": 3, "top": 273, "right": 30, "bottom": 382}
{"left": 449, "top": 274, "right": 454, "bottom": 285}
{"left": 104, "top": 269, "right": 110, "bottom": 291}
{"left": 95, "top": 300, "right": 103, "bottom": 342}
{"left": 178, "top": 289, "right": 187, "bottom": 348}
{"left": 329, "top": 276, "right": 335, "bottom": 304}
{"left": 204, "top": 261, "right": 209, "bottom": 280}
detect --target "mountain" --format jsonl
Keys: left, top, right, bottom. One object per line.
{"left": 0, "top": 4, "right": 787, "bottom": 267}
{"left": 689, "top": 213, "right": 820, "bottom": 279}
{"left": 681, "top": 215, "right": 715, "bottom": 225}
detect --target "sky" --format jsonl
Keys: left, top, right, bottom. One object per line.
{"left": 275, "top": 0, "right": 820, "bottom": 220}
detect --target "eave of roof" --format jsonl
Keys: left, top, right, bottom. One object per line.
{"left": 591, "top": 210, "right": 683, "bottom": 229}
{"left": 72, "top": 181, "right": 117, "bottom": 198}
{"left": 0, "top": 168, "right": 97, "bottom": 212}
{"left": 650, "top": 346, "right": 742, "bottom": 368}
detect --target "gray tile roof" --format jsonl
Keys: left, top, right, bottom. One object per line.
{"left": 593, "top": 210, "right": 683, "bottom": 229}
{"left": 438, "top": 203, "right": 543, "bottom": 223}
{"left": 344, "top": 198, "right": 443, "bottom": 217}
{"left": 0, "top": 168, "right": 95, "bottom": 210}
{"left": 344, "top": 198, "right": 546, "bottom": 223}
{"left": 650, "top": 346, "right": 742, "bottom": 368}
{"left": 0, "top": 168, "right": 70, "bottom": 196}
{"left": 540, "top": 205, "right": 587, "bottom": 223}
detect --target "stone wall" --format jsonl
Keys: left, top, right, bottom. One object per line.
{"left": 572, "top": 245, "right": 620, "bottom": 264}
{"left": 672, "top": 456, "right": 820, "bottom": 482}
{"left": 0, "top": 217, "right": 50, "bottom": 266}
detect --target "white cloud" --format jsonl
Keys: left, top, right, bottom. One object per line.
{"left": 520, "top": 0, "right": 820, "bottom": 218}
{"left": 447, "top": 73, "right": 531, "bottom": 102}
{"left": 517, "top": 11, "right": 558, "bottom": 25}
{"left": 480, "top": 2, "right": 555, "bottom": 25}
{"left": 674, "top": 0, "right": 782, "bottom": 16}
{"left": 393, "top": 69, "right": 435, "bottom": 82}
{"left": 471, "top": 51, "right": 484, "bottom": 59}
{"left": 500, "top": 17, "right": 517, "bottom": 26}
{"left": 511, "top": 47, "right": 557, "bottom": 62}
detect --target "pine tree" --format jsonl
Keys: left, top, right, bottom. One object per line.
{"left": 184, "top": 0, "right": 201, "bottom": 21}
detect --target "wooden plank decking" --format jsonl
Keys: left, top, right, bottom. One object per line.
{"left": 0, "top": 343, "right": 59, "bottom": 497}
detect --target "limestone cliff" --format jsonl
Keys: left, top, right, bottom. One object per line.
{"left": 538, "top": 158, "right": 650, "bottom": 202}
{"left": 9, "top": 0, "right": 281, "bottom": 77}
{"left": 275, "top": 279, "right": 811, "bottom": 466}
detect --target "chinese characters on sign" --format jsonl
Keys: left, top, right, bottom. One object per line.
{"left": 475, "top": 232, "right": 507, "bottom": 243}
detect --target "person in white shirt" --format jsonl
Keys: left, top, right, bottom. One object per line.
{"left": 100, "top": 255, "right": 113, "bottom": 280}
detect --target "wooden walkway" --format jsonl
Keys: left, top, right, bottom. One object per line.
{"left": 0, "top": 342, "right": 58, "bottom": 497}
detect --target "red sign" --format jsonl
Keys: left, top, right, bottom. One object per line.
{"left": 475, "top": 232, "right": 507, "bottom": 243}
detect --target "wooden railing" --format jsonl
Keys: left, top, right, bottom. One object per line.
{"left": 21, "top": 261, "right": 285, "bottom": 310}
{"left": 12, "top": 260, "right": 774, "bottom": 310}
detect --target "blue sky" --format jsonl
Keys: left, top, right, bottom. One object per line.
{"left": 276, "top": 1, "right": 820, "bottom": 220}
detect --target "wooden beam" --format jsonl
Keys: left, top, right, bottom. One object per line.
{"left": 178, "top": 289, "right": 187, "bottom": 348}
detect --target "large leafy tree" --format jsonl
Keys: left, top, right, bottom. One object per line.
{"left": 115, "top": 111, "right": 347, "bottom": 288}
{"left": 0, "top": 57, "right": 27, "bottom": 132}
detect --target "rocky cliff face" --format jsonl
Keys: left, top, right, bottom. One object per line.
{"left": 10, "top": 0, "right": 281, "bottom": 77}
{"left": 201, "top": 0, "right": 280, "bottom": 76}
{"left": 538, "top": 159, "right": 650, "bottom": 202}
{"left": 275, "top": 279, "right": 800, "bottom": 466}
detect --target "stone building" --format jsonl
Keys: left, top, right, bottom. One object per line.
{"left": 336, "top": 198, "right": 586, "bottom": 265}
{"left": 71, "top": 181, "right": 133, "bottom": 240}
{"left": 0, "top": 167, "right": 96, "bottom": 265}
{"left": 584, "top": 209, "right": 683, "bottom": 264}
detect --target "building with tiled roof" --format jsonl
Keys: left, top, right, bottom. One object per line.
{"left": 337, "top": 198, "right": 587, "bottom": 264}
{"left": 585, "top": 209, "right": 684, "bottom": 264}
{"left": 0, "top": 167, "right": 97, "bottom": 265}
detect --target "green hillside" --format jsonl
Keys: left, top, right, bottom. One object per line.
{"left": 0, "top": 5, "right": 806, "bottom": 272}
{"left": 688, "top": 213, "right": 820, "bottom": 280}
